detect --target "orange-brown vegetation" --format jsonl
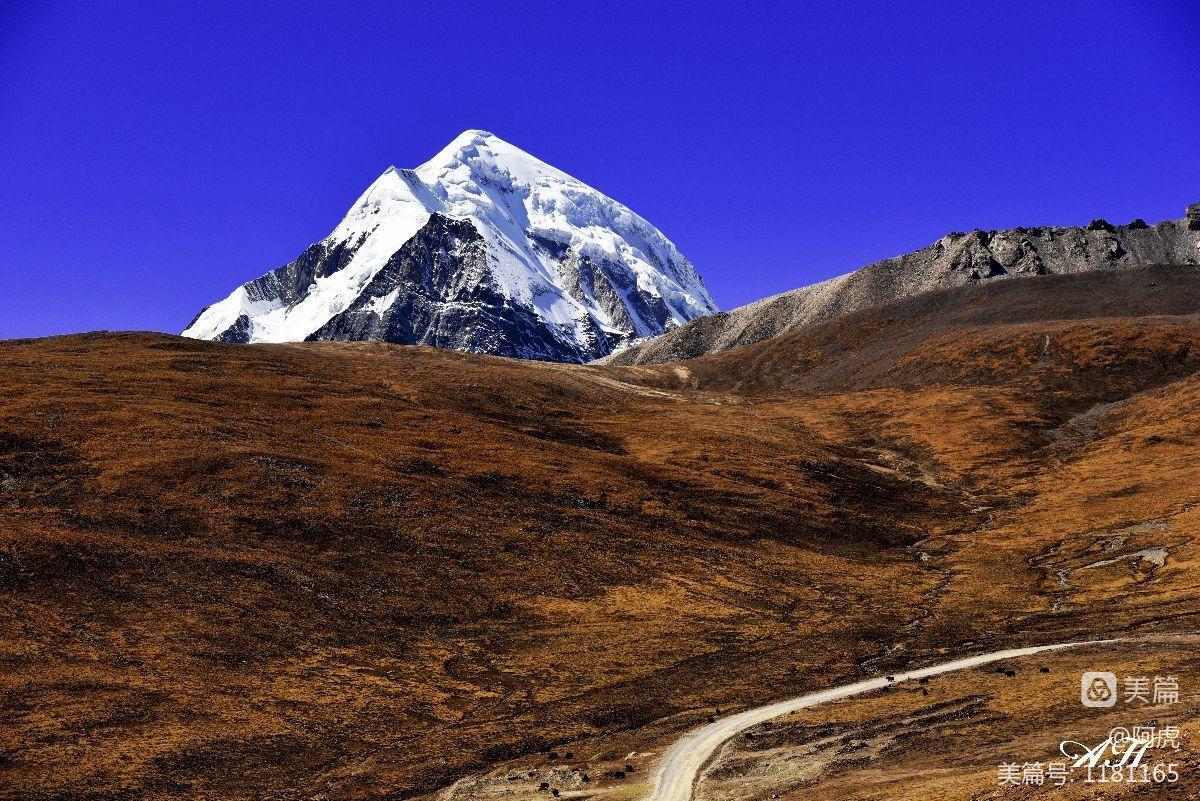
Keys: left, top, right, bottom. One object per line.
{"left": 2, "top": 265, "right": 1198, "bottom": 799}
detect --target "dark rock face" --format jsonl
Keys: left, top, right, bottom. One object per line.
{"left": 306, "top": 215, "right": 612, "bottom": 362}
{"left": 554, "top": 247, "right": 672, "bottom": 341}
{"left": 203, "top": 217, "right": 642, "bottom": 361}
{"left": 207, "top": 239, "right": 362, "bottom": 344}
{"left": 214, "top": 315, "right": 251, "bottom": 344}
{"left": 201, "top": 217, "right": 697, "bottom": 362}
{"left": 602, "top": 203, "right": 1200, "bottom": 365}
{"left": 247, "top": 239, "right": 361, "bottom": 309}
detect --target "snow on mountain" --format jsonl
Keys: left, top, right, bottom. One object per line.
{"left": 182, "top": 130, "right": 717, "bottom": 362}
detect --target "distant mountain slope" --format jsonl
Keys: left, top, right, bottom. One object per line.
{"left": 183, "top": 130, "right": 716, "bottom": 362}
{"left": 600, "top": 202, "right": 1200, "bottom": 365}
{"left": 609, "top": 263, "right": 1200, "bottom": 398}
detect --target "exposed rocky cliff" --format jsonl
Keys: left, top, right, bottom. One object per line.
{"left": 600, "top": 203, "right": 1200, "bottom": 365}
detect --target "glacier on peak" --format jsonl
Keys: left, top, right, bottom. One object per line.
{"left": 183, "top": 130, "right": 716, "bottom": 362}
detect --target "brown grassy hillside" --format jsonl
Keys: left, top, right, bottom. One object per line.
{"left": 2, "top": 265, "right": 1199, "bottom": 800}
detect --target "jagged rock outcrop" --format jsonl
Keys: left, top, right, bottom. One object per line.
{"left": 600, "top": 204, "right": 1200, "bottom": 365}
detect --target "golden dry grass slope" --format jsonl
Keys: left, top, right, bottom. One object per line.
{"left": 1, "top": 264, "right": 1199, "bottom": 800}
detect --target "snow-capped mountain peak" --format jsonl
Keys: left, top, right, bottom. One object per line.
{"left": 183, "top": 130, "right": 716, "bottom": 361}
{"left": 421, "top": 128, "right": 575, "bottom": 185}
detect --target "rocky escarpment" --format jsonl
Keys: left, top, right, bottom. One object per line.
{"left": 600, "top": 202, "right": 1200, "bottom": 365}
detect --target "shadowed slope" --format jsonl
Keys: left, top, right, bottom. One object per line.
{"left": 609, "top": 263, "right": 1200, "bottom": 397}
{"left": 2, "top": 265, "right": 1200, "bottom": 800}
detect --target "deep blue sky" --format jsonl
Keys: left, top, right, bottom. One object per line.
{"left": 2, "top": 0, "right": 1198, "bottom": 339}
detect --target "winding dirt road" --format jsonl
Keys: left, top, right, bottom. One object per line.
{"left": 648, "top": 640, "right": 1117, "bottom": 801}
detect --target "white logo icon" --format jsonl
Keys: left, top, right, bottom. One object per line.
{"left": 1081, "top": 672, "right": 1118, "bottom": 707}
